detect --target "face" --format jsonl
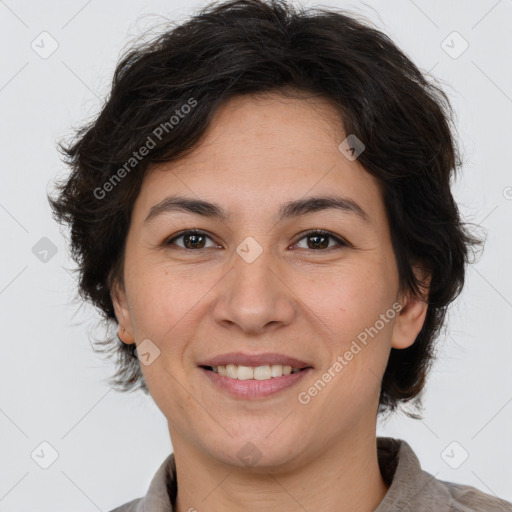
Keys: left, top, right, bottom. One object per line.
{"left": 112, "top": 92, "right": 428, "bottom": 469}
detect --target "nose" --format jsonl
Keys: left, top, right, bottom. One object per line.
{"left": 212, "top": 248, "right": 296, "bottom": 335}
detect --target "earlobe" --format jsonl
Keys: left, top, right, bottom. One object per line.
{"left": 111, "top": 280, "right": 135, "bottom": 345}
{"left": 391, "top": 267, "right": 431, "bottom": 350}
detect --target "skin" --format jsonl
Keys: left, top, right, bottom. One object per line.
{"left": 112, "top": 91, "right": 429, "bottom": 512}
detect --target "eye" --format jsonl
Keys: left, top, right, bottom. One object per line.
{"left": 163, "top": 229, "right": 349, "bottom": 251}
{"left": 164, "top": 229, "right": 219, "bottom": 250}
{"left": 293, "top": 230, "right": 349, "bottom": 250}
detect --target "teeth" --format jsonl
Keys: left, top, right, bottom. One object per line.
{"left": 237, "top": 365, "right": 254, "bottom": 380}
{"left": 211, "top": 364, "right": 303, "bottom": 380}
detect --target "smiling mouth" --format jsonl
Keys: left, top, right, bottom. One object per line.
{"left": 201, "top": 364, "right": 311, "bottom": 380}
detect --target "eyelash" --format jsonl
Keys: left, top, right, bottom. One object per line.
{"left": 163, "top": 229, "right": 349, "bottom": 251}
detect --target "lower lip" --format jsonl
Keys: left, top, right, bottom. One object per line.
{"left": 200, "top": 367, "right": 313, "bottom": 399}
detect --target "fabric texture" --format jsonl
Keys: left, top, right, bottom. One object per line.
{"left": 108, "top": 437, "right": 512, "bottom": 511}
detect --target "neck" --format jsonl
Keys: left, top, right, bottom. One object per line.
{"left": 171, "top": 424, "right": 389, "bottom": 512}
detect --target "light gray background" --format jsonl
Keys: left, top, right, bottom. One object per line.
{"left": 1, "top": 0, "right": 511, "bottom": 510}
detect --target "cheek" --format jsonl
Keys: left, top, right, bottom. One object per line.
{"left": 122, "top": 257, "right": 219, "bottom": 400}
{"left": 300, "top": 262, "right": 396, "bottom": 342}
{"left": 126, "top": 267, "right": 218, "bottom": 355}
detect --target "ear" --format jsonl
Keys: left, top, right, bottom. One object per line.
{"left": 111, "top": 278, "right": 135, "bottom": 345}
{"left": 391, "top": 265, "right": 431, "bottom": 350}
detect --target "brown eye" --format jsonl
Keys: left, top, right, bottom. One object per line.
{"left": 294, "top": 230, "right": 348, "bottom": 250}
{"left": 165, "top": 230, "right": 217, "bottom": 250}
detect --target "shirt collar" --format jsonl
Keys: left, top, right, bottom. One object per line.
{"left": 134, "top": 436, "right": 452, "bottom": 511}
{"left": 374, "top": 437, "right": 452, "bottom": 511}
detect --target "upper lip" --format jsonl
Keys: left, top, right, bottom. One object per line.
{"left": 197, "top": 352, "right": 313, "bottom": 369}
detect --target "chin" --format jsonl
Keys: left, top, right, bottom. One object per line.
{"left": 203, "top": 432, "right": 307, "bottom": 472}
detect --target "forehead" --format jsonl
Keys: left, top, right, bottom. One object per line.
{"left": 133, "top": 92, "right": 386, "bottom": 229}
{"left": 197, "top": 91, "right": 347, "bottom": 160}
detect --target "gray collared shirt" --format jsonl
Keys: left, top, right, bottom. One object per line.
{"left": 108, "top": 437, "right": 512, "bottom": 511}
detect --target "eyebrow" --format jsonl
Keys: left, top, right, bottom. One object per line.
{"left": 144, "top": 194, "right": 370, "bottom": 225}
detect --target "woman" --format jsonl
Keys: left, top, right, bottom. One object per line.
{"left": 48, "top": 0, "right": 511, "bottom": 510}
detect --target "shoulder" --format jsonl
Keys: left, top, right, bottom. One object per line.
{"left": 439, "top": 479, "right": 512, "bottom": 512}
{"left": 376, "top": 437, "right": 512, "bottom": 511}
{"left": 105, "top": 451, "right": 176, "bottom": 512}
{"left": 106, "top": 497, "right": 143, "bottom": 512}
